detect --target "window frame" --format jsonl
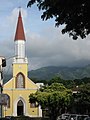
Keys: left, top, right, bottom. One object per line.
{"left": 16, "top": 72, "right": 25, "bottom": 88}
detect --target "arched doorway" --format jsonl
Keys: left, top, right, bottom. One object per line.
{"left": 17, "top": 100, "right": 24, "bottom": 116}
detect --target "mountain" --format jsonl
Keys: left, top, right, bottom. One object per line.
{"left": 3, "top": 65, "right": 90, "bottom": 83}
{"left": 28, "top": 65, "right": 90, "bottom": 80}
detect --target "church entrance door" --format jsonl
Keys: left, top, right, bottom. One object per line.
{"left": 17, "top": 100, "right": 24, "bottom": 116}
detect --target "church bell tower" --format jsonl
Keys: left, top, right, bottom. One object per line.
{"left": 13, "top": 9, "right": 28, "bottom": 87}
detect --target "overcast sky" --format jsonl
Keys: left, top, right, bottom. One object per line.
{"left": 0, "top": 0, "right": 90, "bottom": 71}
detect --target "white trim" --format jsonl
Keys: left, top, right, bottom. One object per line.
{"left": 13, "top": 96, "right": 26, "bottom": 116}
{"left": 3, "top": 78, "right": 13, "bottom": 87}
{"left": 13, "top": 57, "right": 28, "bottom": 63}
{"left": 3, "top": 88, "right": 38, "bottom": 90}
{"left": 39, "top": 105, "right": 42, "bottom": 117}
{"left": 15, "top": 40, "right": 25, "bottom": 44}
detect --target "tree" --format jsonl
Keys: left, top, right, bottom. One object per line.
{"left": 73, "top": 83, "right": 90, "bottom": 114}
{"left": 49, "top": 76, "right": 74, "bottom": 89}
{"left": 29, "top": 83, "right": 73, "bottom": 120}
{"left": 27, "top": 0, "right": 90, "bottom": 40}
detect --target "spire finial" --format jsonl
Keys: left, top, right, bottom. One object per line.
{"left": 18, "top": 6, "right": 21, "bottom": 18}
{"left": 19, "top": 6, "right": 21, "bottom": 9}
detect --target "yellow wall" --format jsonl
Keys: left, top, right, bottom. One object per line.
{"left": 13, "top": 63, "right": 28, "bottom": 77}
{"left": 3, "top": 63, "right": 40, "bottom": 117}
{"left": 3, "top": 88, "right": 39, "bottom": 117}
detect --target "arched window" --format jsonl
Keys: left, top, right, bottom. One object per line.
{"left": 7, "top": 95, "right": 10, "bottom": 108}
{"left": 16, "top": 73, "right": 25, "bottom": 88}
{"left": 3, "top": 94, "right": 10, "bottom": 108}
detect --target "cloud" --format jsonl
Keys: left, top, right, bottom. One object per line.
{"left": 26, "top": 26, "right": 90, "bottom": 70}
{"left": 0, "top": 6, "right": 90, "bottom": 71}
{"left": 0, "top": 8, "right": 27, "bottom": 66}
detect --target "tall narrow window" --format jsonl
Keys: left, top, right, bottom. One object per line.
{"left": 16, "top": 73, "right": 25, "bottom": 88}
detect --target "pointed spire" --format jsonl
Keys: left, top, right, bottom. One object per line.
{"left": 14, "top": 9, "right": 25, "bottom": 41}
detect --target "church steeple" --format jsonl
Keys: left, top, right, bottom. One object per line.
{"left": 14, "top": 10, "right": 25, "bottom": 41}
{"left": 13, "top": 9, "right": 28, "bottom": 64}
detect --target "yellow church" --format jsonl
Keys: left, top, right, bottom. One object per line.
{"left": 3, "top": 10, "right": 42, "bottom": 117}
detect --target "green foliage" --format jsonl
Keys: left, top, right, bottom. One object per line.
{"left": 29, "top": 83, "right": 72, "bottom": 120}
{"left": 80, "top": 83, "right": 90, "bottom": 92}
{"left": 44, "top": 83, "right": 66, "bottom": 92}
{"left": 27, "top": 0, "right": 90, "bottom": 40}
{"left": 74, "top": 77, "right": 90, "bottom": 86}
{"left": 73, "top": 83, "right": 90, "bottom": 114}
{"left": 49, "top": 76, "right": 75, "bottom": 89}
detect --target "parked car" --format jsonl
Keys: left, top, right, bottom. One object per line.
{"left": 84, "top": 117, "right": 90, "bottom": 120}
{"left": 69, "top": 114, "right": 89, "bottom": 120}
{"left": 57, "top": 113, "right": 70, "bottom": 120}
{"left": 57, "top": 114, "right": 89, "bottom": 120}
{"left": 61, "top": 113, "right": 70, "bottom": 120}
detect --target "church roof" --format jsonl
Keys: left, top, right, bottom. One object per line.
{"left": 14, "top": 10, "right": 25, "bottom": 41}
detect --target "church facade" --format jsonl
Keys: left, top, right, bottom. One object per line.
{"left": 3, "top": 10, "right": 42, "bottom": 117}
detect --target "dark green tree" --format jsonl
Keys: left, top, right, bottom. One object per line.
{"left": 73, "top": 83, "right": 90, "bottom": 114}
{"left": 49, "top": 76, "right": 74, "bottom": 89}
{"left": 27, "top": 0, "right": 90, "bottom": 40}
{"left": 29, "top": 83, "right": 73, "bottom": 120}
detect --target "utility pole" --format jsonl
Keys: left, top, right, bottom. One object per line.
{"left": 0, "top": 83, "right": 2, "bottom": 118}
{"left": 0, "top": 57, "right": 6, "bottom": 118}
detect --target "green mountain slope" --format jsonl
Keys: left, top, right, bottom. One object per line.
{"left": 3, "top": 65, "right": 90, "bottom": 83}
{"left": 28, "top": 65, "right": 90, "bottom": 80}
